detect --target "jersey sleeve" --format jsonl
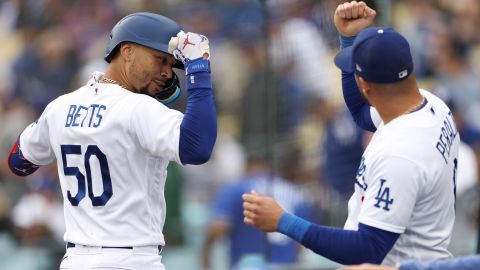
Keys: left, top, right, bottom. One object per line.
{"left": 358, "top": 155, "right": 422, "bottom": 234}
{"left": 131, "top": 97, "right": 184, "bottom": 164}
{"left": 19, "top": 104, "right": 55, "bottom": 165}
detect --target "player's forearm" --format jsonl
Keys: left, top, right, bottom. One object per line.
{"left": 277, "top": 213, "right": 399, "bottom": 265}
{"left": 339, "top": 35, "right": 377, "bottom": 132}
{"left": 8, "top": 136, "right": 40, "bottom": 176}
{"left": 179, "top": 58, "right": 217, "bottom": 165}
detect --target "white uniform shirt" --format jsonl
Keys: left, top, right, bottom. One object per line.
{"left": 344, "top": 90, "right": 459, "bottom": 265}
{"left": 19, "top": 72, "right": 183, "bottom": 247}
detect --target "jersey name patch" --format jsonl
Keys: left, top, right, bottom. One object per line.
{"left": 374, "top": 179, "right": 394, "bottom": 211}
{"left": 435, "top": 111, "right": 458, "bottom": 164}
{"left": 65, "top": 104, "right": 107, "bottom": 128}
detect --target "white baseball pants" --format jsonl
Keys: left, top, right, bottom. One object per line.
{"left": 59, "top": 244, "right": 165, "bottom": 270}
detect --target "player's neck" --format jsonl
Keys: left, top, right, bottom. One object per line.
{"left": 105, "top": 63, "right": 133, "bottom": 92}
{"left": 374, "top": 80, "right": 423, "bottom": 124}
{"left": 379, "top": 94, "right": 424, "bottom": 123}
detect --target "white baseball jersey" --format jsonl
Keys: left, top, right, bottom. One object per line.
{"left": 344, "top": 89, "right": 459, "bottom": 265}
{"left": 19, "top": 72, "right": 183, "bottom": 247}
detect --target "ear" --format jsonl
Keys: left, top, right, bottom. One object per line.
{"left": 355, "top": 75, "right": 370, "bottom": 96}
{"left": 119, "top": 43, "right": 134, "bottom": 62}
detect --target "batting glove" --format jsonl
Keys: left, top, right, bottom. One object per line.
{"left": 168, "top": 31, "right": 210, "bottom": 65}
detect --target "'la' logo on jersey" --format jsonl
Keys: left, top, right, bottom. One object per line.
{"left": 355, "top": 157, "right": 368, "bottom": 191}
{"left": 374, "top": 179, "right": 394, "bottom": 211}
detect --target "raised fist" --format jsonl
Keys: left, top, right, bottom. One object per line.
{"left": 168, "top": 31, "right": 210, "bottom": 64}
{"left": 334, "top": 1, "right": 376, "bottom": 37}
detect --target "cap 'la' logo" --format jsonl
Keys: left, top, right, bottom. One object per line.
{"left": 399, "top": 69, "right": 408, "bottom": 79}
{"left": 356, "top": 64, "right": 362, "bottom": 72}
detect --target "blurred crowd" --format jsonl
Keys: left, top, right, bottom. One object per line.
{"left": 0, "top": 0, "right": 478, "bottom": 269}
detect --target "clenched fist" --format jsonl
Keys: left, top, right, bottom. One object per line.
{"left": 334, "top": 1, "right": 376, "bottom": 37}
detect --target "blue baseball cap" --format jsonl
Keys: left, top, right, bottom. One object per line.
{"left": 334, "top": 27, "right": 414, "bottom": 83}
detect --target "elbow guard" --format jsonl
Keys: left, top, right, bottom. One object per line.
{"left": 8, "top": 138, "right": 40, "bottom": 176}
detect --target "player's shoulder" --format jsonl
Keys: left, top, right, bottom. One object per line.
{"left": 133, "top": 92, "right": 167, "bottom": 107}
{"left": 128, "top": 93, "right": 176, "bottom": 118}
{"left": 384, "top": 89, "right": 450, "bottom": 131}
{"left": 41, "top": 85, "right": 89, "bottom": 113}
{"left": 420, "top": 89, "right": 450, "bottom": 112}
{"left": 365, "top": 144, "right": 427, "bottom": 179}
{"left": 375, "top": 126, "right": 432, "bottom": 155}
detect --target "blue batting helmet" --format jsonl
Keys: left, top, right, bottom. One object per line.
{"left": 104, "top": 12, "right": 184, "bottom": 70}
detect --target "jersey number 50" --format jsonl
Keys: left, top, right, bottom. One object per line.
{"left": 61, "top": 144, "right": 112, "bottom": 206}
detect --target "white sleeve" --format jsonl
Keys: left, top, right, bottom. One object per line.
{"left": 131, "top": 97, "right": 183, "bottom": 163}
{"left": 370, "top": 107, "right": 382, "bottom": 128}
{"left": 358, "top": 155, "right": 422, "bottom": 234}
{"left": 19, "top": 105, "right": 55, "bottom": 165}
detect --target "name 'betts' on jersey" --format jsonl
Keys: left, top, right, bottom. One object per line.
{"left": 344, "top": 89, "right": 459, "bottom": 266}
{"left": 18, "top": 72, "right": 183, "bottom": 247}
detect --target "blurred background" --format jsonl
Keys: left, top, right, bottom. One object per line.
{"left": 0, "top": 0, "right": 479, "bottom": 269}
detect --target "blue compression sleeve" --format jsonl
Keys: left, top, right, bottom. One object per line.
{"left": 179, "top": 59, "right": 217, "bottom": 165}
{"left": 8, "top": 137, "right": 40, "bottom": 176}
{"left": 339, "top": 35, "right": 356, "bottom": 49}
{"left": 278, "top": 212, "right": 311, "bottom": 241}
{"left": 277, "top": 213, "right": 399, "bottom": 265}
{"left": 400, "top": 255, "right": 480, "bottom": 270}
{"left": 339, "top": 35, "right": 377, "bottom": 132}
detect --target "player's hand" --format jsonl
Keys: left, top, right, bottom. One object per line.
{"left": 242, "top": 190, "right": 285, "bottom": 232}
{"left": 334, "top": 1, "right": 376, "bottom": 37}
{"left": 168, "top": 31, "right": 210, "bottom": 64}
{"left": 337, "top": 264, "right": 398, "bottom": 270}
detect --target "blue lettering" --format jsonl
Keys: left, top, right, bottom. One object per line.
{"left": 72, "top": 106, "right": 87, "bottom": 127}
{"left": 447, "top": 111, "right": 458, "bottom": 137}
{"left": 440, "top": 130, "right": 450, "bottom": 156}
{"left": 374, "top": 179, "right": 394, "bottom": 211}
{"left": 79, "top": 106, "right": 89, "bottom": 127}
{"left": 436, "top": 141, "right": 447, "bottom": 163}
{"left": 65, "top": 105, "right": 77, "bottom": 127}
{"left": 436, "top": 112, "right": 458, "bottom": 164}
{"left": 93, "top": 105, "right": 106, "bottom": 128}
{"left": 88, "top": 104, "right": 99, "bottom": 127}
{"left": 445, "top": 119, "right": 454, "bottom": 139}
{"left": 65, "top": 104, "right": 107, "bottom": 128}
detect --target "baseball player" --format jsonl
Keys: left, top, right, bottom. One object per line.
{"left": 242, "top": 1, "right": 459, "bottom": 266}
{"left": 8, "top": 12, "right": 216, "bottom": 270}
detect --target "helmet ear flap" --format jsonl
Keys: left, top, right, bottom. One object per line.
{"left": 154, "top": 72, "right": 181, "bottom": 104}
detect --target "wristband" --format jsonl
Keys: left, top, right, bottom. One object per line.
{"left": 185, "top": 58, "right": 210, "bottom": 75}
{"left": 277, "top": 212, "right": 311, "bottom": 242}
{"left": 186, "top": 73, "right": 212, "bottom": 90}
{"left": 339, "top": 34, "right": 356, "bottom": 49}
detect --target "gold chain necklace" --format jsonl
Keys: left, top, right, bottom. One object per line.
{"left": 404, "top": 96, "right": 425, "bottom": 115}
{"left": 99, "top": 75, "right": 128, "bottom": 89}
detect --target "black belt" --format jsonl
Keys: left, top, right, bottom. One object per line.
{"left": 66, "top": 242, "right": 163, "bottom": 253}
